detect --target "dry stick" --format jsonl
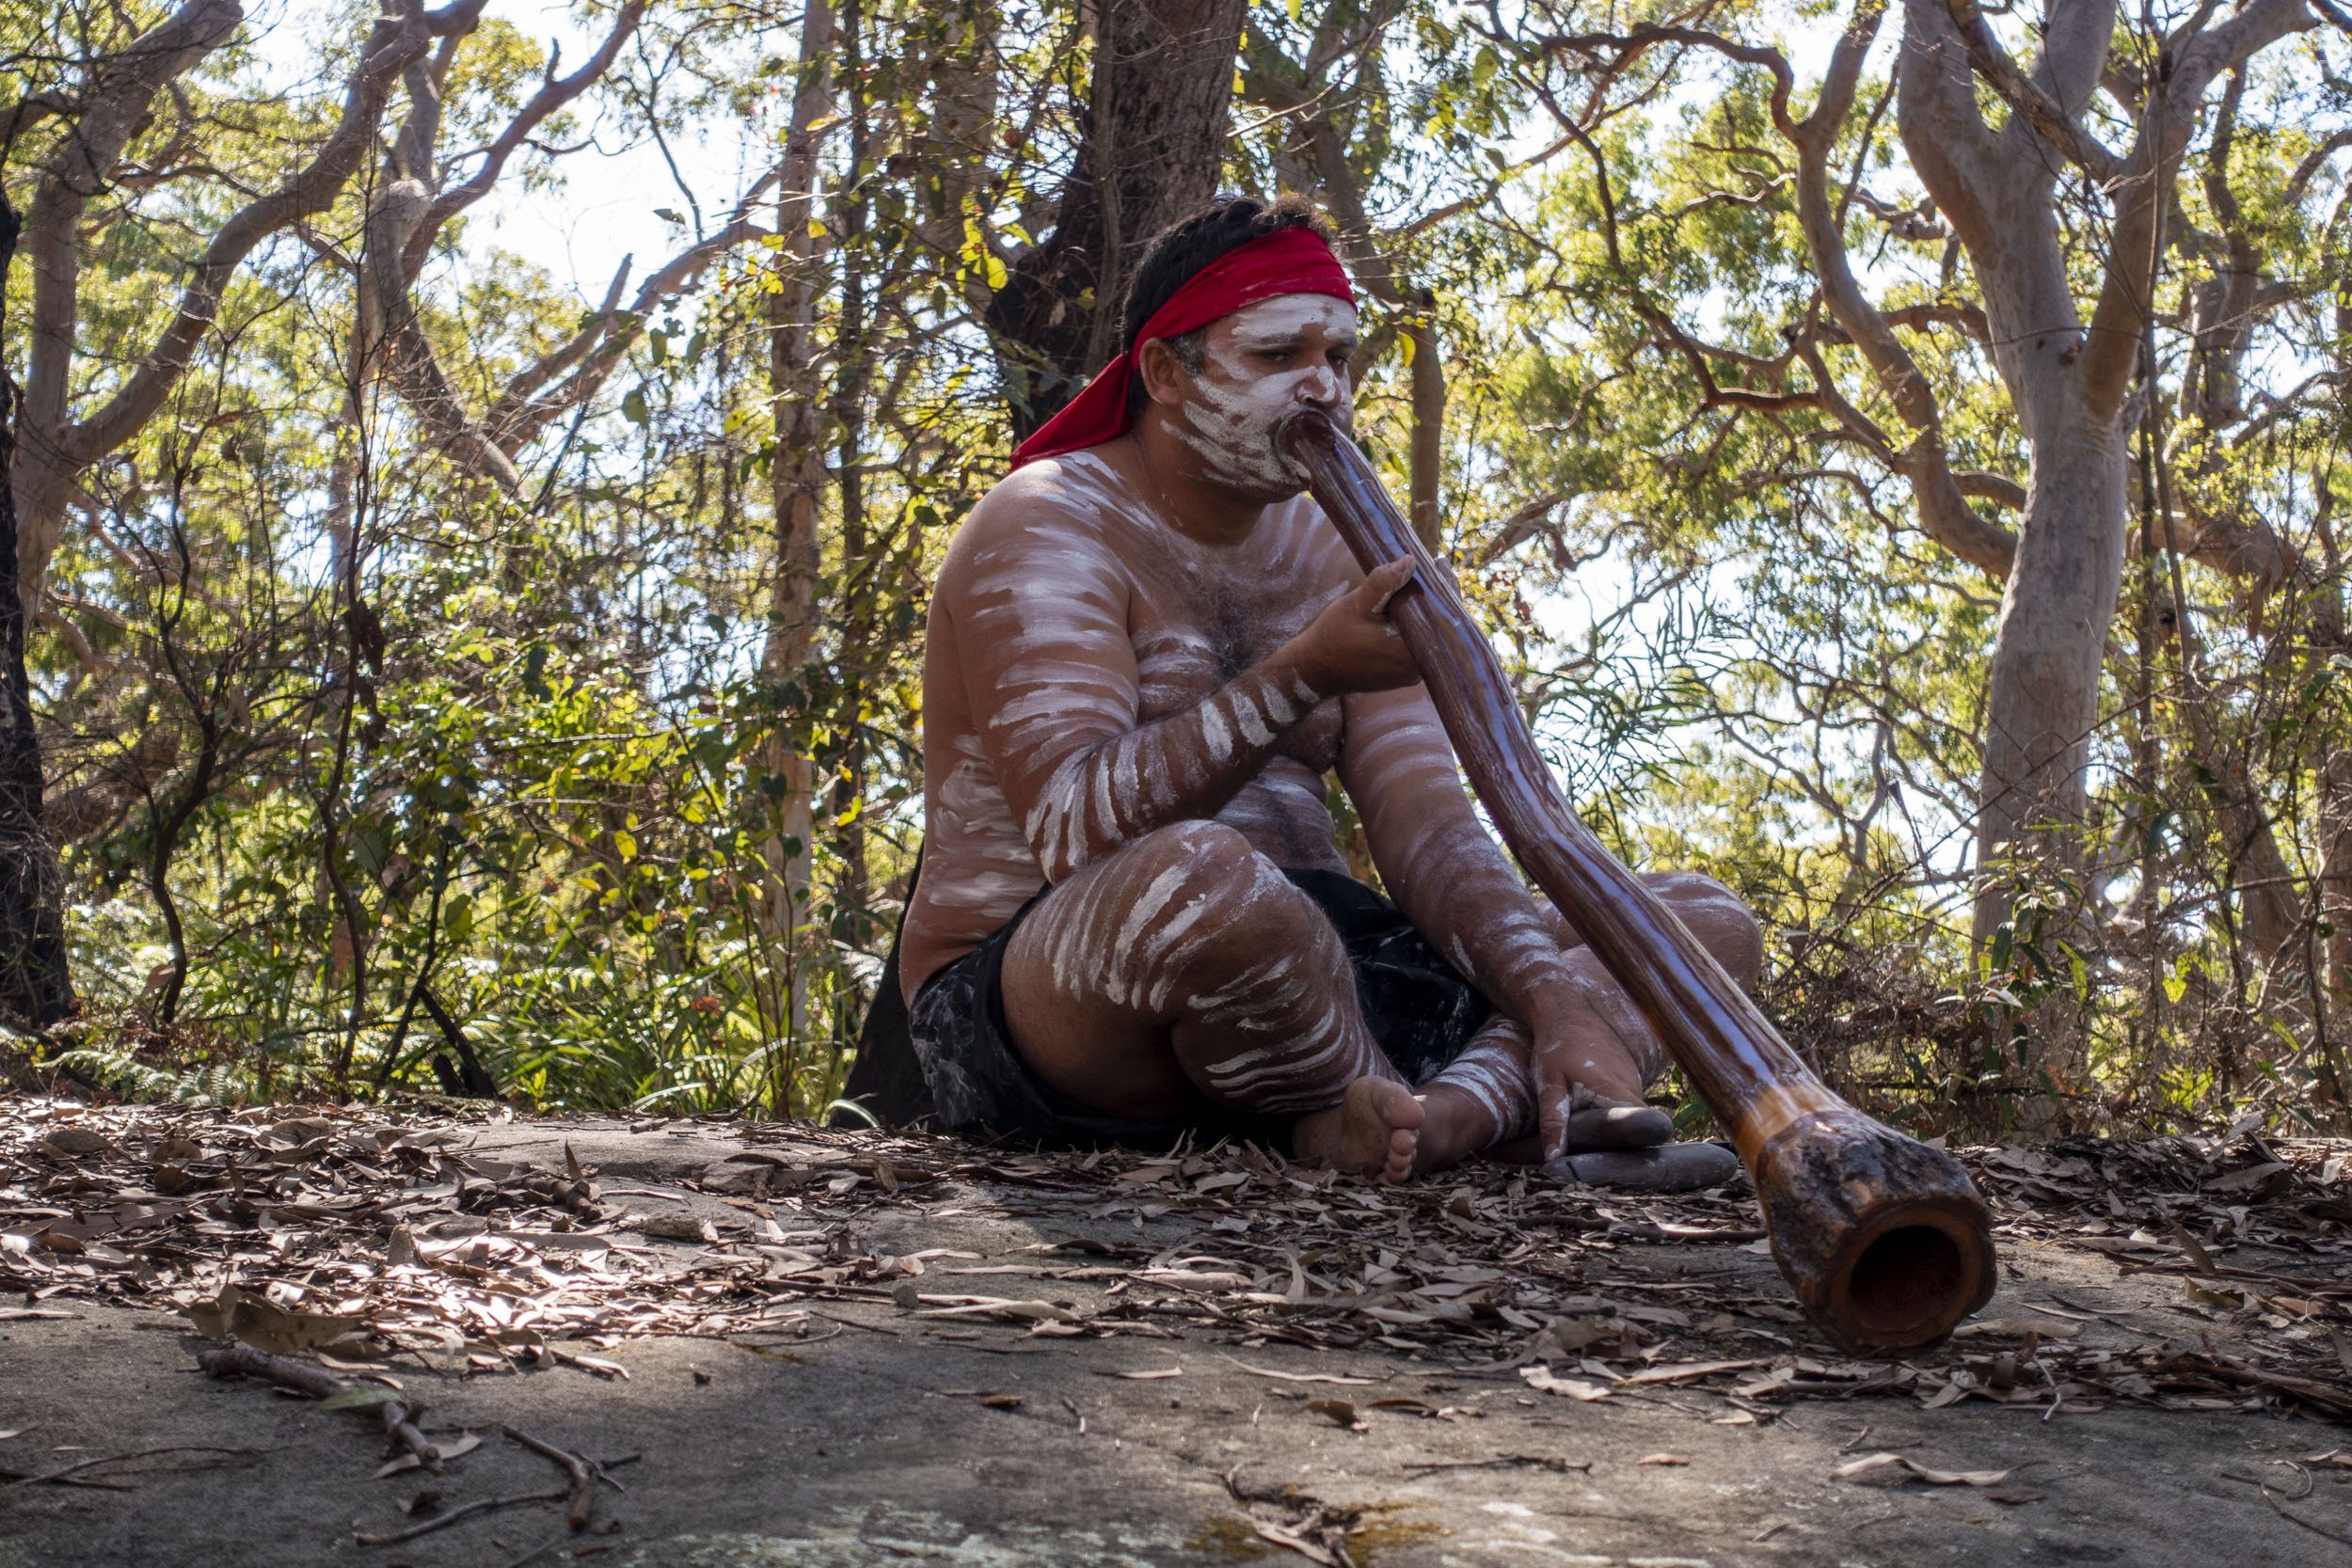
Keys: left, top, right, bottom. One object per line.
{"left": 1401, "top": 1454, "right": 1590, "bottom": 1475}
{"left": 2262, "top": 1489, "right": 2352, "bottom": 1550}
{"left": 0, "top": 1466, "right": 131, "bottom": 1491}
{"left": 197, "top": 1346, "right": 441, "bottom": 1472}
{"left": 501, "top": 1425, "right": 595, "bottom": 1531}
{"left": 353, "top": 1453, "right": 646, "bottom": 1546}
{"left": 353, "top": 1488, "right": 568, "bottom": 1547}
{"left": 806, "top": 1307, "right": 902, "bottom": 1337}
{"left": 589, "top": 1450, "right": 641, "bottom": 1493}
{"left": 1, "top": 1444, "right": 267, "bottom": 1491}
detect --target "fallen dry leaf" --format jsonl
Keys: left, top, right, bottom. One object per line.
{"left": 1834, "top": 1451, "right": 2039, "bottom": 1491}
{"left": 3, "top": 1099, "right": 2345, "bottom": 1449}
{"left": 1306, "top": 1398, "right": 1365, "bottom": 1431}
{"left": 1521, "top": 1365, "right": 1613, "bottom": 1402}
{"left": 384, "top": 1226, "right": 419, "bottom": 1268}
{"left": 374, "top": 1432, "right": 482, "bottom": 1478}
{"left": 182, "top": 1286, "right": 372, "bottom": 1356}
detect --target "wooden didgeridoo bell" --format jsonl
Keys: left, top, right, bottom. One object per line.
{"left": 1281, "top": 410, "right": 1996, "bottom": 1354}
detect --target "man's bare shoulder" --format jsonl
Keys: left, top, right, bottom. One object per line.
{"left": 939, "top": 452, "right": 1140, "bottom": 599}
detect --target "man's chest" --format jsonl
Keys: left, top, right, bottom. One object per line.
{"left": 1125, "top": 565, "right": 1344, "bottom": 770}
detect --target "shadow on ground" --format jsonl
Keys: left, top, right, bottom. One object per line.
{"left": 3, "top": 1103, "right": 2348, "bottom": 1566}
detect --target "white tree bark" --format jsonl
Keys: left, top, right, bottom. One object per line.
{"left": 1898, "top": 0, "right": 2320, "bottom": 948}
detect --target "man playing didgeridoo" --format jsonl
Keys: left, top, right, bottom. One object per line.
{"left": 898, "top": 195, "right": 1763, "bottom": 1182}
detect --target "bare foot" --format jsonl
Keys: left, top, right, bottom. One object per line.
{"left": 1294, "top": 1077, "right": 1423, "bottom": 1183}
{"left": 1406, "top": 1082, "right": 1495, "bottom": 1178}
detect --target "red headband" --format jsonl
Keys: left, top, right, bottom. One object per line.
{"left": 1009, "top": 226, "right": 1356, "bottom": 469}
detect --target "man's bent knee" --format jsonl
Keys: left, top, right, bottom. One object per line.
{"left": 1645, "top": 871, "right": 1763, "bottom": 986}
{"left": 1053, "top": 820, "right": 1319, "bottom": 1013}
{"left": 1112, "top": 819, "right": 1257, "bottom": 884}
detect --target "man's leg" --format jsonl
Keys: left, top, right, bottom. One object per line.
{"left": 1500, "top": 871, "right": 1765, "bottom": 1157}
{"left": 1412, "top": 1014, "right": 1536, "bottom": 1172}
{"left": 1309, "top": 873, "right": 1763, "bottom": 1178}
{"left": 998, "top": 821, "right": 1422, "bottom": 1180}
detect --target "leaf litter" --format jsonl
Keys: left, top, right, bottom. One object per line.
{"left": 5, "top": 1098, "right": 2351, "bottom": 1556}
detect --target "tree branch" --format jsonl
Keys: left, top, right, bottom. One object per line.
{"left": 486, "top": 164, "right": 787, "bottom": 455}
{"left": 61, "top": 1, "right": 488, "bottom": 467}
{"left": 2288, "top": 128, "right": 2352, "bottom": 201}
{"left": 2077, "top": 0, "right": 2320, "bottom": 414}
{"left": 364, "top": 180, "right": 525, "bottom": 492}
{"left": 1534, "top": 24, "right": 1798, "bottom": 140}
{"left": 1896, "top": 0, "right": 2010, "bottom": 253}
{"left": 1777, "top": 3, "right": 2020, "bottom": 578}
{"left": 0, "top": 91, "right": 77, "bottom": 148}
{"left": 1941, "top": 0, "right": 2122, "bottom": 180}
{"left": 400, "top": 1, "right": 649, "bottom": 281}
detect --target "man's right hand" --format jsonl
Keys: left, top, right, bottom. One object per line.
{"left": 1281, "top": 557, "right": 1422, "bottom": 697}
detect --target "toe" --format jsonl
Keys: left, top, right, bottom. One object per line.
{"left": 1384, "top": 1130, "right": 1417, "bottom": 1183}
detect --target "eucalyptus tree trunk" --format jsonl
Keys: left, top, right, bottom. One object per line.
{"left": 985, "top": 0, "right": 1251, "bottom": 432}
{"left": 1969, "top": 412, "right": 2129, "bottom": 949}
{"left": 0, "top": 194, "right": 74, "bottom": 1029}
{"left": 1897, "top": 0, "right": 2321, "bottom": 973}
{"left": 759, "top": 0, "right": 838, "bottom": 1064}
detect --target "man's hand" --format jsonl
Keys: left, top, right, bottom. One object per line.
{"left": 1279, "top": 556, "right": 1421, "bottom": 697}
{"left": 1528, "top": 993, "right": 1667, "bottom": 1161}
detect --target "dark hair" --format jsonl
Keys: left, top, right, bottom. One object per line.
{"left": 1120, "top": 193, "right": 1331, "bottom": 416}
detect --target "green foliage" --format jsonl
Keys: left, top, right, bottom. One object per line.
{"left": 9, "top": 0, "right": 2348, "bottom": 1140}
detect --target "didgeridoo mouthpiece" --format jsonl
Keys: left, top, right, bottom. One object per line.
{"left": 1279, "top": 409, "right": 1995, "bottom": 1353}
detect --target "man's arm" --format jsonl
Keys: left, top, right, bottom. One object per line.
{"left": 1337, "top": 684, "right": 1648, "bottom": 1152}
{"left": 1337, "top": 685, "right": 1581, "bottom": 1020}
{"left": 952, "top": 503, "right": 1415, "bottom": 880}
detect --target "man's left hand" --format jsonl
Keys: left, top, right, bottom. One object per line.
{"left": 1528, "top": 999, "right": 1666, "bottom": 1161}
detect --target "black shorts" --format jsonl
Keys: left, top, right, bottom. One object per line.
{"left": 907, "top": 866, "right": 1492, "bottom": 1150}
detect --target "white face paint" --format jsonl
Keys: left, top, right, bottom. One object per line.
{"left": 1168, "top": 294, "right": 1359, "bottom": 496}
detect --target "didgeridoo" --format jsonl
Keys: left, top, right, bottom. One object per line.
{"left": 1282, "top": 410, "right": 1995, "bottom": 1354}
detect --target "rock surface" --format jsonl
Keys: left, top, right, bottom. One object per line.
{"left": 3, "top": 1104, "right": 2347, "bottom": 1566}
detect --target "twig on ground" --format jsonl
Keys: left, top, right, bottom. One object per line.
{"left": 2, "top": 1444, "right": 267, "bottom": 1491}
{"left": 1401, "top": 1454, "right": 1590, "bottom": 1474}
{"left": 501, "top": 1425, "right": 595, "bottom": 1530}
{"left": 353, "top": 1488, "right": 566, "bottom": 1545}
{"left": 197, "top": 1346, "right": 442, "bottom": 1472}
{"left": 1217, "top": 1355, "right": 1377, "bottom": 1386}
{"left": 501, "top": 1536, "right": 566, "bottom": 1568}
{"left": 590, "top": 1451, "right": 643, "bottom": 1493}
{"left": 2262, "top": 1488, "right": 2352, "bottom": 1548}
{"left": 0, "top": 1466, "right": 132, "bottom": 1491}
